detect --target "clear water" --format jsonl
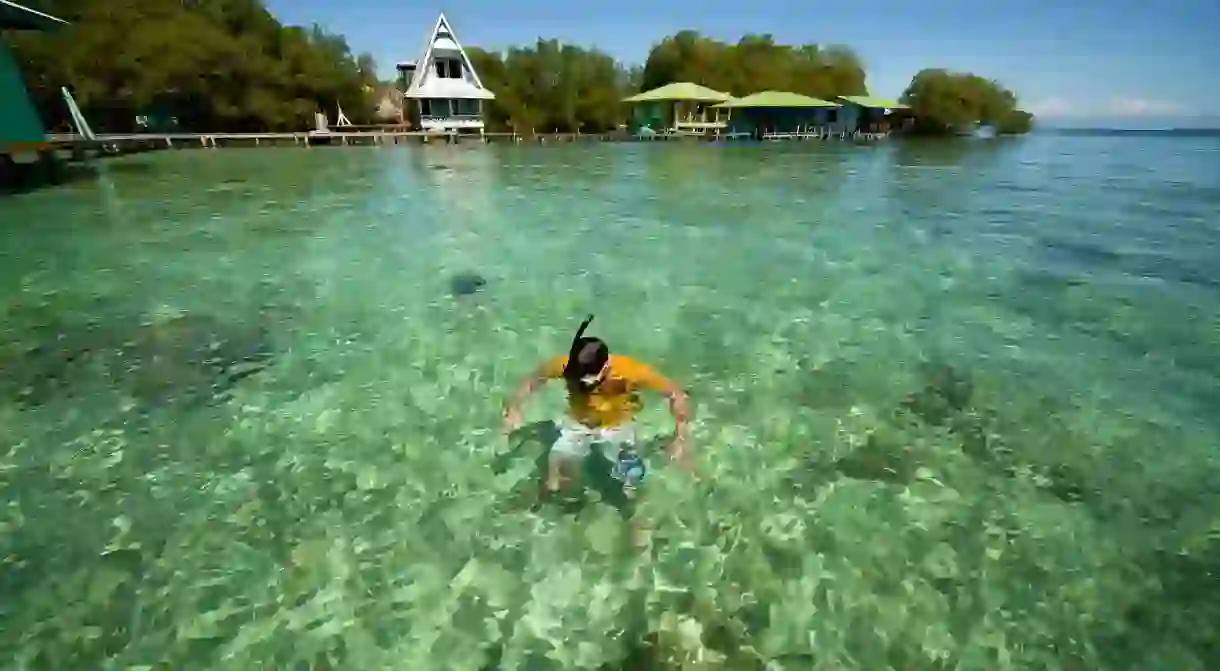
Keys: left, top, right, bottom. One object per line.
{"left": 1, "top": 137, "right": 1218, "bottom": 669}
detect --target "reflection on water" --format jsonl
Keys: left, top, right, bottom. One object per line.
{"left": 1, "top": 137, "right": 1219, "bottom": 669}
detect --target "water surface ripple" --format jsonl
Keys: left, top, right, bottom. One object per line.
{"left": 1, "top": 136, "right": 1218, "bottom": 669}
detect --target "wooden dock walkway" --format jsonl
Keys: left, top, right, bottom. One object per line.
{"left": 28, "top": 127, "right": 895, "bottom": 163}
{"left": 4, "top": 127, "right": 893, "bottom": 189}
{"left": 43, "top": 130, "right": 645, "bottom": 153}
{"left": 28, "top": 130, "right": 689, "bottom": 162}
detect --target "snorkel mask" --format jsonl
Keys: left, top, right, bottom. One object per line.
{"left": 563, "top": 314, "right": 609, "bottom": 392}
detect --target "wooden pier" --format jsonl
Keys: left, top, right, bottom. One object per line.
{"left": 2, "top": 129, "right": 720, "bottom": 188}
{"left": 15, "top": 126, "right": 902, "bottom": 170}
{"left": 2, "top": 126, "right": 895, "bottom": 191}
{"left": 41, "top": 129, "right": 657, "bottom": 157}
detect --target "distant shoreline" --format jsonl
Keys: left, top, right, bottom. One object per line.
{"left": 1040, "top": 127, "right": 1220, "bottom": 138}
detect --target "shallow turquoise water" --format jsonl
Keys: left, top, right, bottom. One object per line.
{"left": 1, "top": 136, "right": 1218, "bottom": 669}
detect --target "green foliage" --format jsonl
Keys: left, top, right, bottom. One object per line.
{"left": 464, "top": 32, "right": 873, "bottom": 135}
{"left": 7, "top": 1, "right": 1037, "bottom": 138}
{"left": 5, "top": 0, "right": 379, "bottom": 132}
{"left": 900, "top": 68, "right": 1035, "bottom": 136}
{"left": 466, "top": 41, "right": 628, "bottom": 134}
{"left": 995, "top": 108, "right": 1034, "bottom": 135}
{"left": 640, "top": 30, "right": 868, "bottom": 100}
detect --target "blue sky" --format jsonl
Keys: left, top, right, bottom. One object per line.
{"left": 265, "top": 0, "right": 1220, "bottom": 119}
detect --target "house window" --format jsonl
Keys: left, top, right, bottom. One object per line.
{"left": 426, "top": 99, "right": 452, "bottom": 117}
{"left": 421, "top": 99, "right": 452, "bottom": 117}
{"left": 455, "top": 99, "right": 480, "bottom": 116}
{"left": 433, "top": 58, "right": 462, "bottom": 79}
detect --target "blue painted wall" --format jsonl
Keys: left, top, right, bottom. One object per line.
{"left": 726, "top": 107, "right": 837, "bottom": 136}
{"left": 835, "top": 103, "right": 889, "bottom": 133}
{"left": 631, "top": 102, "right": 668, "bottom": 132}
{"left": 836, "top": 103, "right": 861, "bottom": 133}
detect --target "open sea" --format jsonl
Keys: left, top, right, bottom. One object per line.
{"left": 1, "top": 133, "right": 1218, "bottom": 670}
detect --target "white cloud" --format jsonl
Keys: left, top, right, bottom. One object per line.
{"left": 1105, "top": 97, "right": 1183, "bottom": 117}
{"left": 1025, "top": 96, "right": 1186, "bottom": 118}
{"left": 1027, "top": 98, "right": 1072, "bottom": 117}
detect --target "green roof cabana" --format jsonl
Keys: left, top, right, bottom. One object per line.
{"left": 838, "top": 95, "right": 910, "bottom": 110}
{"left": 623, "top": 82, "right": 732, "bottom": 103}
{"left": 713, "top": 91, "right": 840, "bottom": 139}
{"left": 712, "top": 91, "right": 839, "bottom": 109}
{"left": 837, "top": 95, "right": 911, "bottom": 136}
{"left": 623, "top": 82, "right": 735, "bottom": 135}
{"left": 1, "top": 0, "right": 67, "bottom": 156}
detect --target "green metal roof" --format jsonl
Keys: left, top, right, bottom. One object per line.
{"left": 1, "top": 42, "right": 48, "bottom": 149}
{"left": 839, "top": 95, "right": 909, "bottom": 110}
{"left": 623, "top": 82, "right": 732, "bottom": 103}
{"left": 713, "top": 90, "right": 839, "bottom": 108}
{"left": 0, "top": 0, "right": 67, "bottom": 30}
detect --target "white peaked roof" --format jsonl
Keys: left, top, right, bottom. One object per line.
{"left": 404, "top": 13, "right": 495, "bottom": 100}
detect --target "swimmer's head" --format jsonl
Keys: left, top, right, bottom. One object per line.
{"left": 564, "top": 314, "right": 609, "bottom": 391}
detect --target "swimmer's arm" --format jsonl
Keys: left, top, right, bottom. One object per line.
{"left": 662, "top": 382, "right": 692, "bottom": 446}
{"left": 637, "top": 365, "right": 692, "bottom": 455}
{"left": 503, "top": 356, "right": 566, "bottom": 422}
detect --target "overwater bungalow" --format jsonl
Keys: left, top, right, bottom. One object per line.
{"left": 836, "top": 96, "right": 912, "bottom": 137}
{"left": 0, "top": 0, "right": 67, "bottom": 160}
{"left": 401, "top": 13, "right": 495, "bottom": 135}
{"left": 623, "top": 83, "right": 733, "bottom": 136}
{"left": 713, "top": 91, "right": 840, "bottom": 140}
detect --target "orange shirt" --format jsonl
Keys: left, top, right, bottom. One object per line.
{"left": 541, "top": 354, "right": 674, "bottom": 428}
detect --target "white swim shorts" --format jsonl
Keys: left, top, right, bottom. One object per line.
{"left": 549, "top": 415, "right": 638, "bottom": 462}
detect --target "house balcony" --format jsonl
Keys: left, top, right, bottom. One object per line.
{"left": 418, "top": 115, "right": 485, "bottom": 132}
{"left": 672, "top": 103, "right": 730, "bottom": 133}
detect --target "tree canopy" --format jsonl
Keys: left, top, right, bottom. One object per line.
{"left": 465, "top": 41, "right": 628, "bottom": 134}
{"left": 5, "top": 0, "right": 380, "bottom": 132}
{"left": 462, "top": 31, "right": 871, "bottom": 134}
{"left": 5, "top": 2, "right": 1035, "bottom": 136}
{"left": 900, "top": 68, "right": 1035, "bottom": 136}
{"left": 640, "top": 31, "right": 868, "bottom": 101}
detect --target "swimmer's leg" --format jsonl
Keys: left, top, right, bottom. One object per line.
{"left": 598, "top": 423, "right": 643, "bottom": 496}
{"left": 598, "top": 424, "right": 650, "bottom": 548}
{"left": 547, "top": 418, "right": 593, "bottom": 493}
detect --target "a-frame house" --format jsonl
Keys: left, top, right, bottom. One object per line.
{"left": 402, "top": 13, "right": 495, "bottom": 135}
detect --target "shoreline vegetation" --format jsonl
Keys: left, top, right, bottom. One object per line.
{"left": 7, "top": 0, "right": 1034, "bottom": 140}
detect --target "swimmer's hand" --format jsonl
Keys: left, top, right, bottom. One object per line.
{"left": 502, "top": 406, "right": 524, "bottom": 433}
{"left": 504, "top": 364, "right": 550, "bottom": 434}
{"left": 667, "top": 433, "right": 693, "bottom": 472}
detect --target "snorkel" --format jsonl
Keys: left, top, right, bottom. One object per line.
{"left": 563, "top": 314, "right": 608, "bottom": 393}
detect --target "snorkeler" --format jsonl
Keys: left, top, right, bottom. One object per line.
{"left": 502, "top": 314, "right": 692, "bottom": 495}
